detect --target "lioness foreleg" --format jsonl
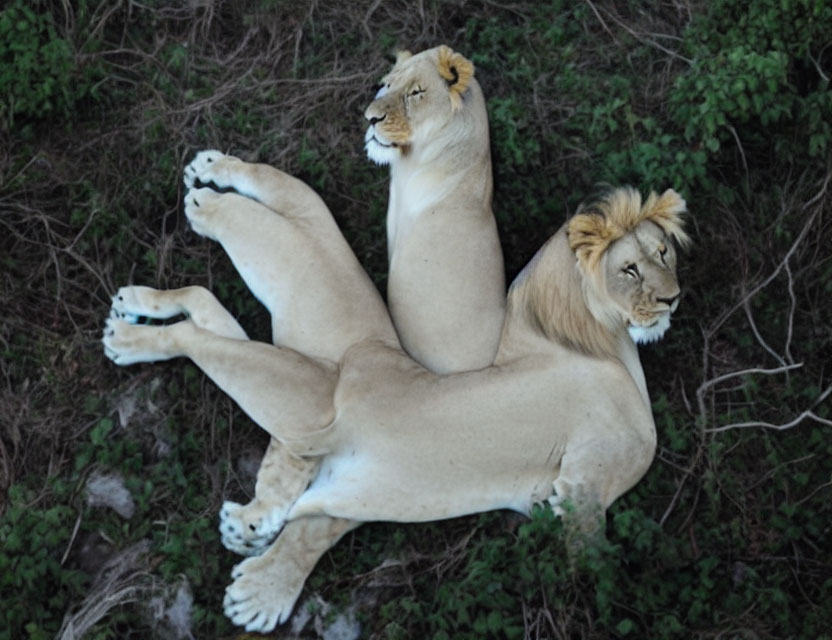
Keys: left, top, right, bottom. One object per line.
{"left": 224, "top": 516, "right": 358, "bottom": 632}
{"left": 104, "top": 319, "right": 337, "bottom": 453}
{"left": 110, "top": 285, "right": 248, "bottom": 340}
{"left": 104, "top": 286, "right": 335, "bottom": 555}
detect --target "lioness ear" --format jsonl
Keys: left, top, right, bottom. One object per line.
{"left": 568, "top": 213, "right": 615, "bottom": 271}
{"left": 395, "top": 49, "right": 413, "bottom": 65}
{"left": 437, "top": 45, "right": 474, "bottom": 110}
{"left": 642, "top": 189, "right": 691, "bottom": 248}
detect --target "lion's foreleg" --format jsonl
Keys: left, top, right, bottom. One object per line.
{"left": 224, "top": 516, "right": 359, "bottom": 632}
{"left": 221, "top": 439, "right": 320, "bottom": 556}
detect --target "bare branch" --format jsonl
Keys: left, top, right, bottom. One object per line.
{"left": 583, "top": 0, "right": 693, "bottom": 64}
{"left": 705, "top": 410, "right": 832, "bottom": 434}
{"left": 784, "top": 260, "right": 796, "bottom": 364}
{"left": 742, "top": 296, "right": 787, "bottom": 367}
{"left": 697, "top": 363, "right": 804, "bottom": 398}
{"left": 706, "top": 171, "right": 831, "bottom": 339}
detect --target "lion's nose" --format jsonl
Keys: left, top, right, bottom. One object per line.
{"left": 367, "top": 113, "right": 386, "bottom": 126}
{"left": 657, "top": 292, "right": 681, "bottom": 308}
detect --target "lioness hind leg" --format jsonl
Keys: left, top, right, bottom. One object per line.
{"left": 183, "top": 185, "right": 396, "bottom": 363}
{"left": 111, "top": 285, "right": 248, "bottom": 340}
{"left": 224, "top": 516, "right": 358, "bottom": 632}
{"left": 221, "top": 439, "right": 319, "bottom": 556}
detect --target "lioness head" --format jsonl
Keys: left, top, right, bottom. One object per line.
{"left": 364, "top": 45, "right": 478, "bottom": 165}
{"left": 568, "top": 188, "right": 689, "bottom": 344}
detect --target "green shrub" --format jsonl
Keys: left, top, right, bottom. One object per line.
{"left": 0, "top": 484, "right": 87, "bottom": 639}
{"left": 673, "top": 0, "right": 832, "bottom": 160}
{"left": 0, "top": 1, "right": 75, "bottom": 124}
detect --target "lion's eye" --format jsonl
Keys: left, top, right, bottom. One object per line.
{"left": 623, "top": 264, "right": 640, "bottom": 278}
{"left": 409, "top": 87, "right": 425, "bottom": 97}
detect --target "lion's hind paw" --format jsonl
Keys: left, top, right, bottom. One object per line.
{"left": 224, "top": 555, "right": 298, "bottom": 632}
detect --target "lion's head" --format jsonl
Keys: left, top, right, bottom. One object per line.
{"left": 511, "top": 188, "right": 689, "bottom": 358}
{"left": 364, "top": 45, "right": 481, "bottom": 165}
{"left": 568, "top": 188, "right": 689, "bottom": 345}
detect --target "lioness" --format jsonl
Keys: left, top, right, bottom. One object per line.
{"left": 204, "top": 46, "right": 507, "bottom": 561}
{"left": 365, "top": 45, "right": 505, "bottom": 373}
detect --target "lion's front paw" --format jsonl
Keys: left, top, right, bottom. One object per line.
{"left": 547, "top": 492, "right": 566, "bottom": 518}
{"left": 224, "top": 554, "right": 301, "bottom": 632}
{"left": 102, "top": 318, "right": 173, "bottom": 366}
{"left": 183, "top": 149, "right": 236, "bottom": 189}
{"left": 220, "top": 500, "right": 286, "bottom": 557}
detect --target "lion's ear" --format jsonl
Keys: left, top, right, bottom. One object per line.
{"left": 395, "top": 50, "right": 413, "bottom": 64}
{"left": 642, "top": 189, "right": 691, "bottom": 248}
{"left": 568, "top": 213, "right": 614, "bottom": 271}
{"left": 437, "top": 45, "right": 474, "bottom": 109}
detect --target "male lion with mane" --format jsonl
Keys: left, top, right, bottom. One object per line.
{"left": 104, "top": 145, "right": 688, "bottom": 629}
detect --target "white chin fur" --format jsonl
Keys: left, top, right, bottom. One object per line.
{"left": 364, "top": 127, "right": 399, "bottom": 166}
{"left": 628, "top": 314, "right": 671, "bottom": 344}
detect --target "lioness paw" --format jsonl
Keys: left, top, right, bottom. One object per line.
{"left": 183, "top": 149, "right": 236, "bottom": 189}
{"left": 102, "top": 318, "right": 172, "bottom": 366}
{"left": 220, "top": 500, "right": 286, "bottom": 557}
{"left": 111, "top": 285, "right": 181, "bottom": 322}
{"left": 183, "top": 187, "right": 223, "bottom": 238}
{"left": 224, "top": 555, "right": 300, "bottom": 632}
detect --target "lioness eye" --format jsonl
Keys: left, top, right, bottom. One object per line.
{"left": 409, "top": 87, "right": 425, "bottom": 97}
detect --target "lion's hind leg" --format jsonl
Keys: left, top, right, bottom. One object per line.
{"left": 224, "top": 516, "right": 358, "bottom": 632}
{"left": 220, "top": 439, "right": 319, "bottom": 556}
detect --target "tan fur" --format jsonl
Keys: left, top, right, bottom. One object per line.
{"left": 512, "top": 231, "right": 619, "bottom": 359}
{"left": 365, "top": 45, "right": 505, "bottom": 373}
{"left": 519, "top": 187, "right": 688, "bottom": 359}
{"left": 437, "top": 44, "right": 475, "bottom": 109}
{"left": 568, "top": 187, "right": 689, "bottom": 272}
{"left": 103, "top": 173, "right": 686, "bottom": 631}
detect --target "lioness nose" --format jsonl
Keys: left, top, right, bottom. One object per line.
{"left": 367, "top": 113, "right": 386, "bottom": 125}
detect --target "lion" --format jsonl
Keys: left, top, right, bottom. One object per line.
{"left": 103, "top": 155, "right": 688, "bottom": 631}
{"left": 364, "top": 45, "right": 505, "bottom": 374}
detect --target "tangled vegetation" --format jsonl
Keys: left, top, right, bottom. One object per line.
{"left": 1, "top": 0, "right": 830, "bottom": 638}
